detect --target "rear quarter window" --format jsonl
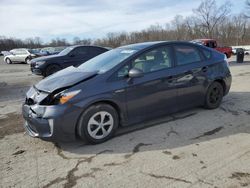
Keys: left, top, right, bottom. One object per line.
{"left": 201, "top": 48, "right": 212, "bottom": 59}
{"left": 91, "top": 47, "right": 108, "bottom": 56}
{"left": 174, "top": 45, "right": 201, "bottom": 65}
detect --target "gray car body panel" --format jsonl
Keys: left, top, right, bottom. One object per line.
{"left": 22, "top": 41, "right": 232, "bottom": 141}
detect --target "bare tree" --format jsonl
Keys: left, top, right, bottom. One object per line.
{"left": 73, "top": 37, "right": 81, "bottom": 45}
{"left": 1, "top": 0, "right": 250, "bottom": 51}
{"left": 49, "top": 38, "right": 69, "bottom": 47}
{"left": 246, "top": 0, "right": 250, "bottom": 17}
{"left": 232, "top": 14, "right": 248, "bottom": 45}
{"left": 193, "top": 0, "right": 232, "bottom": 38}
{"left": 171, "top": 15, "right": 187, "bottom": 40}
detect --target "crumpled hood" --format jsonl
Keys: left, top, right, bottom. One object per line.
{"left": 35, "top": 66, "right": 98, "bottom": 93}
{"left": 31, "top": 54, "right": 61, "bottom": 62}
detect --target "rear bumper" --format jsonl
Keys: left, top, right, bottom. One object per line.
{"left": 223, "top": 73, "right": 232, "bottom": 96}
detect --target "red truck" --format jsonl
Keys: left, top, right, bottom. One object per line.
{"left": 192, "top": 39, "right": 232, "bottom": 58}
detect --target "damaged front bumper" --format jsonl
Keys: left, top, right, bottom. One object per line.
{"left": 22, "top": 87, "right": 82, "bottom": 142}
{"left": 22, "top": 104, "right": 56, "bottom": 139}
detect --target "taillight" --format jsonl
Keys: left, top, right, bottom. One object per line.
{"left": 224, "top": 55, "right": 229, "bottom": 68}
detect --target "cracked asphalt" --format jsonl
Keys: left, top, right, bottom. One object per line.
{"left": 0, "top": 56, "right": 250, "bottom": 188}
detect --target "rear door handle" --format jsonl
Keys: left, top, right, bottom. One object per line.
{"left": 166, "top": 76, "right": 174, "bottom": 83}
{"left": 202, "top": 66, "right": 208, "bottom": 72}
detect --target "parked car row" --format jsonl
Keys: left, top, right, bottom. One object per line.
{"left": 4, "top": 48, "right": 42, "bottom": 64}
{"left": 39, "top": 46, "right": 66, "bottom": 56}
{"left": 22, "top": 41, "right": 232, "bottom": 144}
{"left": 232, "top": 48, "right": 250, "bottom": 55}
{"left": 2, "top": 46, "right": 66, "bottom": 64}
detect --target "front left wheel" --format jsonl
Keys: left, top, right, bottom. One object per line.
{"left": 44, "top": 64, "right": 61, "bottom": 77}
{"left": 77, "top": 103, "right": 119, "bottom": 144}
{"left": 5, "top": 58, "right": 12, "bottom": 64}
{"left": 25, "top": 57, "right": 32, "bottom": 64}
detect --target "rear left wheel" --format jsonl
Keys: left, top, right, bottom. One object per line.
{"left": 77, "top": 103, "right": 119, "bottom": 144}
{"left": 204, "top": 82, "right": 224, "bottom": 109}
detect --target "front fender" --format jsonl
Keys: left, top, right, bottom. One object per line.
{"left": 73, "top": 93, "right": 127, "bottom": 126}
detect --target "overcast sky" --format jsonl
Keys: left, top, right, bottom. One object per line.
{"left": 0, "top": 0, "right": 247, "bottom": 42}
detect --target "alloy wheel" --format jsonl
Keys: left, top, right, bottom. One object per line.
{"left": 87, "top": 111, "right": 114, "bottom": 140}
{"left": 209, "top": 87, "right": 221, "bottom": 104}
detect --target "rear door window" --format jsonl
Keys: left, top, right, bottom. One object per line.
{"left": 174, "top": 45, "right": 202, "bottom": 66}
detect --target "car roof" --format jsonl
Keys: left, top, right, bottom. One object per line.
{"left": 11, "top": 48, "right": 28, "bottom": 51}
{"left": 193, "top": 39, "right": 215, "bottom": 42}
{"left": 71, "top": 45, "right": 110, "bottom": 50}
{"left": 119, "top": 41, "right": 166, "bottom": 50}
{"left": 118, "top": 41, "right": 199, "bottom": 50}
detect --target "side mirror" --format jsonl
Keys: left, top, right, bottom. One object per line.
{"left": 128, "top": 68, "right": 143, "bottom": 78}
{"left": 69, "top": 53, "right": 75, "bottom": 57}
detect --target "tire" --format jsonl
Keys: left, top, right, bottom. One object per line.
{"left": 44, "top": 64, "right": 61, "bottom": 77}
{"left": 204, "top": 82, "right": 224, "bottom": 109}
{"left": 25, "top": 57, "right": 31, "bottom": 64}
{"left": 5, "top": 58, "right": 12, "bottom": 64}
{"left": 77, "top": 103, "right": 119, "bottom": 144}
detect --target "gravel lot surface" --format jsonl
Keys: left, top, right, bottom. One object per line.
{"left": 0, "top": 56, "right": 250, "bottom": 188}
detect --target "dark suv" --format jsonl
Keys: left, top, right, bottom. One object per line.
{"left": 30, "top": 45, "right": 109, "bottom": 77}
{"left": 22, "top": 41, "right": 231, "bottom": 144}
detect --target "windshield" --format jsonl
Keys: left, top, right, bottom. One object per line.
{"left": 78, "top": 48, "right": 137, "bottom": 73}
{"left": 59, "top": 46, "right": 74, "bottom": 55}
{"left": 28, "top": 49, "right": 40, "bottom": 54}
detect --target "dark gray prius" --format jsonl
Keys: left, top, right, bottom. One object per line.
{"left": 22, "top": 41, "right": 232, "bottom": 144}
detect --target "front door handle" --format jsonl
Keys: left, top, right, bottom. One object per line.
{"left": 166, "top": 76, "right": 174, "bottom": 83}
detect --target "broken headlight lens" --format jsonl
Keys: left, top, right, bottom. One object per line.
{"left": 53, "top": 90, "right": 81, "bottom": 105}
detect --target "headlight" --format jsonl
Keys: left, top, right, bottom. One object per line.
{"left": 35, "top": 61, "right": 46, "bottom": 67}
{"left": 54, "top": 90, "right": 81, "bottom": 105}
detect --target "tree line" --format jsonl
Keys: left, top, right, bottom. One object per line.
{"left": 0, "top": 0, "right": 249, "bottom": 52}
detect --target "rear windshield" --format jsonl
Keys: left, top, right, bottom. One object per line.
{"left": 201, "top": 48, "right": 212, "bottom": 59}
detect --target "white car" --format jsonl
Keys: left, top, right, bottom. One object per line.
{"left": 4, "top": 48, "right": 39, "bottom": 64}
{"left": 244, "top": 49, "right": 250, "bottom": 55}
{"left": 232, "top": 48, "right": 237, "bottom": 55}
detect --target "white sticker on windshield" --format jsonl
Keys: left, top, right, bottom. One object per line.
{"left": 120, "top": 50, "right": 137, "bottom": 54}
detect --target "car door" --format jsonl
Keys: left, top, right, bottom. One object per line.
{"left": 122, "top": 45, "right": 178, "bottom": 124}
{"left": 68, "top": 47, "right": 90, "bottom": 66}
{"left": 16, "top": 49, "right": 28, "bottom": 62}
{"left": 173, "top": 44, "right": 208, "bottom": 110}
{"left": 10, "top": 50, "right": 19, "bottom": 62}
